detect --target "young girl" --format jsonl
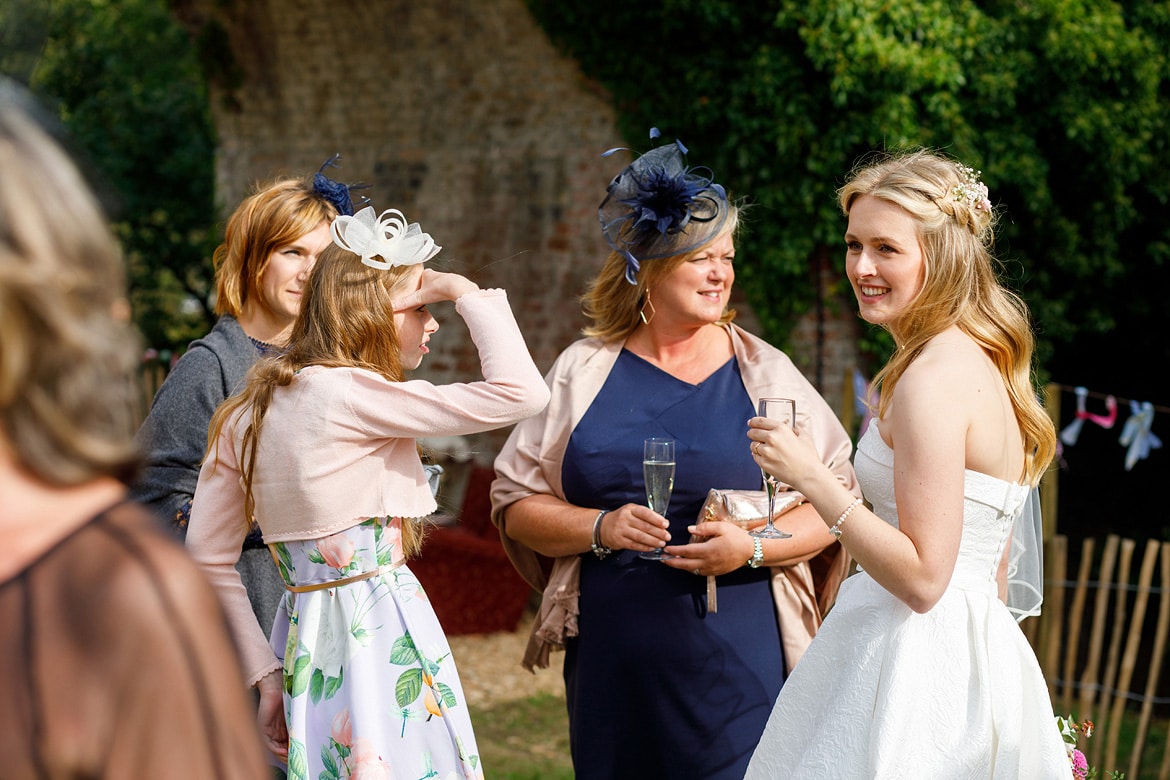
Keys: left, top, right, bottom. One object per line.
{"left": 185, "top": 206, "right": 550, "bottom": 779}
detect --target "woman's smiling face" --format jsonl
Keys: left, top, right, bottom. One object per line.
{"left": 650, "top": 229, "right": 735, "bottom": 328}
{"left": 844, "top": 194, "right": 926, "bottom": 336}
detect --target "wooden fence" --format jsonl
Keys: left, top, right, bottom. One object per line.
{"left": 134, "top": 359, "right": 168, "bottom": 427}
{"left": 1026, "top": 534, "right": 1170, "bottom": 778}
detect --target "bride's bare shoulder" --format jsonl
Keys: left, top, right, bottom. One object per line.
{"left": 902, "top": 329, "right": 979, "bottom": 383}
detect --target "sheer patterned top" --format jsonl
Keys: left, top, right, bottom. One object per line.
{"left": 0, "top": 501, "right": 268, "bottom": 779}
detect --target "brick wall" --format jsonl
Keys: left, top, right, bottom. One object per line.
{"left": 177, "top": 0, "right": 865, "bottom": 461}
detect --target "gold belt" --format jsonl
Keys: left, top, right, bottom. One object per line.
{"left": 269, "top": 547, "right": 405, "bottom": 593}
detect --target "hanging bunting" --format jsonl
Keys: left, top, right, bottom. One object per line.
{"left": 1059, "top": 386, "right": 1118, "bottom": 446}
{"left": 1119, "top": 400, "right": 1162, "bottom": 471}
{"left": 854, "top": 380, "right": 1164, "bottom": 471}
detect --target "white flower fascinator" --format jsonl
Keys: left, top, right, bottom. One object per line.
{"left": 330, "top": 206, "right": 441, "bottom": 270}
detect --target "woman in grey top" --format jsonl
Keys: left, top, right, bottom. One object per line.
{"left": 132, "top": 164, "right": 352, "bottom": 635}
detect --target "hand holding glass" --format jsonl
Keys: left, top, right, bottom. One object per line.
{"left": 753, "top": 398, "right": 795, "bottom": 539}
{"left": 639, "top": 438, "right": 675, "bottom": 560}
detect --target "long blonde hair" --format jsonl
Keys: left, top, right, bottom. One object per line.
{"left": 0, "top": 91, "right": 142, "bottom": 486}
{"left": 582, "top": 206, "right": 741, "bottom": 342}
{"left": 207, "top": 242, "right": 426, "bottom": 555}
{"left": 839, "top": 149, "right": 1055, "bottom": 485}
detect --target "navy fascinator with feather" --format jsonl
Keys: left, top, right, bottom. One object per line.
{"left": 312, "top": 154, "right": 369, "bottom": 216}
{"left": 598, "top": 128, "right": 729, "bottom": 284}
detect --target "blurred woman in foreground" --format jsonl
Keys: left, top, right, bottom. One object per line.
{"left": 0, "top": 78, "right": 268, "bottom": 779}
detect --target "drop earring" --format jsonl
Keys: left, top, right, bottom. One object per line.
{"left": 639, "top": 288, "right": 655, "bottom": 325}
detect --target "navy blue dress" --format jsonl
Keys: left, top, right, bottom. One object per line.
{"left": 561, "top": 350, "right": 785, "bottom": 780}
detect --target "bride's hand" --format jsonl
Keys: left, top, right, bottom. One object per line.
{"left": 747, "top": 416, "right": 824, "bottom": 487}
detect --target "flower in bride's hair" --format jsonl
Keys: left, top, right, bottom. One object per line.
{"left": 330, "top": 206, "right": 441, "bottom": 270}
{"left": 952, "top": 164, "right": 992, "bottom": 212}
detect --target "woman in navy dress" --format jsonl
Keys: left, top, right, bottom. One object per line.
{"left": 491, "top": 131, "right": 860, "bottom": 779}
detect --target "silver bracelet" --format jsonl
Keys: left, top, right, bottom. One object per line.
{"left": 829, "top": 497, "right": 863, "bottom": 538}
{"left": 591, "top": 509, "right": 612, "bottom": 558}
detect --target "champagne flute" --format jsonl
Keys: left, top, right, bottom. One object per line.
{"left": 638, "top": 437, "right": 675, "bottom": 560}
{"left": 752, "top": 398, "right": 795, "bottom": 539}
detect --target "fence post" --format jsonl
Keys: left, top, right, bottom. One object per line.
{"left": 1038, "top": 535, "right": 1067, "bottom": 700}
{"left": 1098, "top": 538, "right": 1135, "bottom": 765}
{"left": 1137, "top": 544, "right": 1170, "bottom": 780}
{"left": 1080, "top": 535, "right": 1120, "bottom": 763}
{"left": 1105, "top": 539, "right": 1162, "bottom": 775}
{"left": 1042, "top": 383, "right": 1060, "bottom": 541}
{"left": 1062, "top": 538, "right": 1095, "bottom": 713}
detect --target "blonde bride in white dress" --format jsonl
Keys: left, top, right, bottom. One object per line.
{"left": 743, "top": 149, "right": 1070, "bottom": 779}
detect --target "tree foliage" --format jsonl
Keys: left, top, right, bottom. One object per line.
{"left": 526, "top": 0, "right": 1170, "bottom": 390}
{"left": 2, "top": 0, "right": 217, "bottom": 352}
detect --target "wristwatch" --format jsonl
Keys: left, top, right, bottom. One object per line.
{"left": 747, "top": 537, "right": 764, "bottom": 568}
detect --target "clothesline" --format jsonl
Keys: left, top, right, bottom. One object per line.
{"left": 1050, "top": 382, "right": 1170, "bottom": 416}
{"left": 1053, "top": 678, "right": 1170, "bottom": 706}
{"left": 1049, "top": 579, "right": 1168, "bottom": 595}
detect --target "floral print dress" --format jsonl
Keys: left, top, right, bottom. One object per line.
{"left": 268, "top": 516, "right": 483, "bottom": 780}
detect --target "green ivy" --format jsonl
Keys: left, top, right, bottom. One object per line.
{"left": 11, "top": 0, "right": 218, "bottom": 352}
{"left": 526, "top": 0, "right": 1170, "bottom": 384}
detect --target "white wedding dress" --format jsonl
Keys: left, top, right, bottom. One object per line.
{"left": 744, "top": 423, "right": 1070, "bottom": 779}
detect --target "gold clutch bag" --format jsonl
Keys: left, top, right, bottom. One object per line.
{"left": 696, "top": 488, "right": 805, "bottom": 530}
{"left": 693, "top": 488, "right": 806, "bottom": 611}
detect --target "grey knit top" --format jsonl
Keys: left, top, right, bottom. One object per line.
{"left": 129, "top": 315, "right": 262, "bottom": 537}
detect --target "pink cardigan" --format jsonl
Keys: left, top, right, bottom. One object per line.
{"left": 186, "top": 289, "right": 550, "bottom": 684}
{"left": 491, "top": 323, "right": 860, "bottom": 672}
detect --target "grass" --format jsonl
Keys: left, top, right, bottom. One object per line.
{"left": 471, "top": 692, "right": 574, "bottom": 779}
{"left": 466, "top": 693, "right": 1170, "bottom": 778}
{"left": 1093, "top": 709, "right": 1169, "bottom": 778}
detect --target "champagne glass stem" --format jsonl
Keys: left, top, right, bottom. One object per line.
{"left": 751, "top": 398, "right": 794, "bottom": 540}
{"left": 763, "top": 471, "right": 777, "bottom": 535}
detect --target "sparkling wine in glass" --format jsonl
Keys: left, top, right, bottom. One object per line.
{"left": 752, "top": 398, "right": 795, "bottom": 540}
{"left": 639, "top": 437, "right": 675, "bottom": 560}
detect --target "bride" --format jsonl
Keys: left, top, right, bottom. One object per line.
{"left": 743, "top": 149, "right": 1070, "bottom": 778}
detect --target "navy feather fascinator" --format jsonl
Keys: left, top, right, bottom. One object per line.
{"left": 598, "top": 128, "right": 729, "bottom": 284}
{"left": 312, "top": 154, "right": 369, "bottom": 216}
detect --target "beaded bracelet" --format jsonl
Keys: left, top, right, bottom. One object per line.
{"left": 829, "top": 497, "right": 863, "bottom": 539}
{"left": 591, "top": 509, "right": 612, "bottom": 558}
